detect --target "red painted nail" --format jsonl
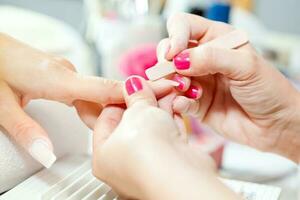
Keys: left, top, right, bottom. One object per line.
{"left": 174, "top": 51, "right": 190, "bottom": 70}
{"left": 125, "top": 77, "right": 143, "bottom": 95}
{"left": 185, "top": 85, "right": 202, "bottom": 99}
{"left": 172, "top": 74, "right": 186, "bottom": 90}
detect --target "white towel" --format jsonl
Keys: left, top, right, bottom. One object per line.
{"left": 0, "top": 100, "right": 91, "bottom": 193}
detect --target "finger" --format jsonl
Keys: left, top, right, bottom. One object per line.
{"left": 148, "top": 78, "right": 179, "bottom": 98}
{"left": 166, "top": 13, "right": 213, "bottom": 59}
{"left": 72, "top": 76, "right": 177, "bottom": 104}
{"left": 73, "top": 76, "right": 177, "bottom": 105}
{"left": 157, "top": 38, "right": 171, "bottom": 62}
{"left": 68, "top": 75, "right": 124, "bottom": 105}
{"left": 45, "top": 70, "right": 176, "bottom": 106}
{"left": 158, "top": 92, "right": 177, "bottom": 115}
{"left": 173, "top": 76, "right": 215, "bottom": 120}
{"left": 93, "top": 106, "right": 124, "bottom": 148}
{"left": 184, "top": 81, "right": 203, "bottom": 100}
{"left": 173, "top": 46, "right": 256, "bottom": 81}
{"left": 157, "top": 38, "right": 198, "bottom": 62}
{"left": 172, "top": 74, "right": 191, "bottom": 92}
{"left": 173, "top": 96, "right": 201, "bottom": 117}
{"left": 123, "top": 75, "right": 157, "bottom": 108}
{"left": 52, "top": 56, "right": 77, "bottom": 72}
{"left": 32, "top": 55, "right": 177, "bottom": 105}
{"left": 0, "top": 82, "right": 56, "bottom": 168}
{"left": 73, "top": 100, "right": 103, "bottom": 129}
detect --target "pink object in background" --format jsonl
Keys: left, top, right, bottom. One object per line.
{"left": 119, "top": 43, "right": 158, "bottom": 79}
{"left": 189, "top": 117, "right": 226, "bottom": 168}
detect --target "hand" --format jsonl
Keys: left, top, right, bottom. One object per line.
{"left": 92, "top": 76, "right": 239, "bottom": 200}
{"left": 157, "top": 13, "right": 300, "bottom": 162}
{"left": 0, "top": 33, "right": 175, "bottom": 168}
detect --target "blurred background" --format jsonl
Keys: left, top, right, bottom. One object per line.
{"left": 0, "top": 0, "right": 299, "bottom": 199}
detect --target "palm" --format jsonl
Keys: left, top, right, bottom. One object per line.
{"left": 199, "top": 74, "right": 280, "bottom": 150}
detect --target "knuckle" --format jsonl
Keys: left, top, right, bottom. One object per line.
{"left": 41, "top": 58, "right": 56, "bottom": 69}
{"left": 167, "top": 12, "right": 187, "bottom": 28}
{"left": 198, "top": 46, "right": 217, "bottom": 71}
{"left": 104, "top": 116, "right": 120, "bottom": 130}
{"left": 54, "top": 57, "right": 76, "bottom": 71}
{"left": 215, "top": 22, "right": 235, "bottom": 32}
{"left": 11, "top": 119, "right": 35, "bottom": 141}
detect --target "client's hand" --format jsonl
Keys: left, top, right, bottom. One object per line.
{"left": 92, "top": 76, "right": 239, "bottom": 200}
{"left": 0, "top": 33, "right": 174, "bottom": 168}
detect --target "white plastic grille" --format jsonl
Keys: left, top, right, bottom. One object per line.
{"left": 42, "top": 161, "right": 119, "bottom": 200}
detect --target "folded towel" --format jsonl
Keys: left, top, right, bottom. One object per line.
{"left": 0, "top": 100, "right": 91, "bottom": 193}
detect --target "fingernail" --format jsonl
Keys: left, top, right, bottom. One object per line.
{"left": 185, "top": 85, "right": 202, "bottom": 99}
{"left": 172, "top": 74, "right": 186, "bottom": 90}
{"left": 174, "top": 51, "right": 190, "bottom": 70}
{"left": 29, "top": 139, "right": 56, "bottom": 168}
{"left": 125, "top": 76, "right": 143, "bottom": 95}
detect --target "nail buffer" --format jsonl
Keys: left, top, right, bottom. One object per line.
{"left": 146, "top": 30, "right": 249, "bottom": 81}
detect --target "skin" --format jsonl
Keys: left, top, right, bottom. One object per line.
{"left": 93, "top": 76, "right": 241, "bottom": 200}
{"left": 2, "top": 12, "right": 300, "bottom": 199}
{"left": 93, "top": 13, "right": 300, "bottom": 199}
{"left": 157, "top": 13, "right": 300, "bottom": 163}
{"left": 0, "top": 33, "right": 174, "bottom": 162}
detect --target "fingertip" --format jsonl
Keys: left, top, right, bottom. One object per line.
{"left": 157, "top": 38, "right": 171, "bottom": 62}
{"left": 158, "top": 92, "right": 177, "bottom": 115}
{"left": 29, "top": 138, "right": 56, "bottom": 168}
{"left": 123, "top": 75, "right": 157, "bottom": 108}
{"left": 93, "top": 106, "right": 124, "bottom": 147}
{"left": 74, "top": 100, "right": 103, "bottom": 130}
{"left": 173, "top": 96, "right": 192, "bottom": 114}
{"left": 185, "top": 84, "right": 203, "bottom": 100}
{"left": 173, "top": 49, "right": 191, "bottom": 71}
{"left": 149, "top": 78, "right": 178, "bottom": 98}
{"left": 167, "top": 44, "right": 183, "bottom": 60}
{"left": 172, "top": 74, "right": 191, "bottom": 92}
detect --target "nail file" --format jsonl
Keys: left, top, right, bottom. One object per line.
{"left": 146, "top": 30, "right": 249, "bottom": 81}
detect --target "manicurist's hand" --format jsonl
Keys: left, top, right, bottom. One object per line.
{"left": 0, "top": 33, "right": 174, "bottom": 168}
{"left": 92, "top": 75, "right": 240, "bottom": 200}
{"left": 158, "top": 13, "right": 300, "bottom": 162}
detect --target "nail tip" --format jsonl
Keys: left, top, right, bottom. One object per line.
{"left": 29, "top": 139, "right": 57, "bottom": 169}
{"left": 173, "top": 52, "right": 190, "bottom": 70}
{"left": 125, "top": 76, "right": 143, "bottom": 95}
{"left": 44, "top": 154, "right": 57, "bottom": 168}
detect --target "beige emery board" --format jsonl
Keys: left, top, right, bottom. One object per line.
{"left": 146, "top": 30, "right": 249, "bottom": 80}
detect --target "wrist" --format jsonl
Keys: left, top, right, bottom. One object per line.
{"left": 135, "top": 143, "right": 239, "bottom": 200}
{"left": 276, "top": 91, "right": 300, "bottom": 163}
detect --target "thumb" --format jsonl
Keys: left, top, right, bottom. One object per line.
{"left": 93, "top": 106, "right": 124, "bottom": 149}
{"left": 123, "top": 76, "right": 157, "bottom": 108}
{"left": 173, "top": 46, "right": 256, "bottom": 81}
{"left": 0, "top": 82, "right": 56, "bottom": 168}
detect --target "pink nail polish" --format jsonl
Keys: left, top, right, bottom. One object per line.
{"left": 125, "top": 77, "right": 143, "bottom": 95}
{"left": 174, "top": 51, "right": 190, "bottom": 70}
{"left": 185, "top": 85, "right": 202, "bottom": 99}
{"left": 172, "top": 74, "right": 186, "bottom": 90}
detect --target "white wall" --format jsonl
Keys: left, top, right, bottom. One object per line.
{"left": 255, "top": 0, "right": 300, "bottom": 35}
